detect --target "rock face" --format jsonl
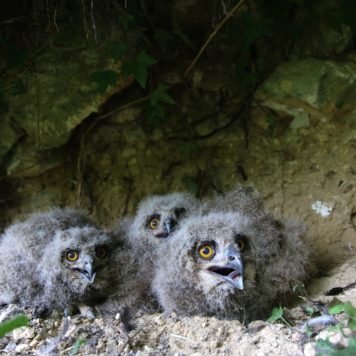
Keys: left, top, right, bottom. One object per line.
{"left": 0, "top": 9, "right": 134, "bottom": 178}
{"left": 3, "top": 56, "right": 355, "bottom": 269}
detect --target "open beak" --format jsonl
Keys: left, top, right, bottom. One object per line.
{"left": 206, "top": 251, "right": 244, "bottom": 290}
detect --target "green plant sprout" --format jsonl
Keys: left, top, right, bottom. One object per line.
{"left": 267, "top": 306, "right": 292, "bottom": 327}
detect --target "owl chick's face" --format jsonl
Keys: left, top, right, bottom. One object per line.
{"left": 144, "top": 206, "right": 187, "bottom": 239}
{"left": 62, "top": 243, "right": 110, "bottom": 286}
{"left": 133, "top": 193, "right": 198, "bottom": 245}
{"left": 195, "top": 234, "right": 247, "bottom": 292}
{"left": 42, "top": 227, "right": 116, "bottom": 295}
{"left": 170, "top": 213, "right": 257, "bottom": 295}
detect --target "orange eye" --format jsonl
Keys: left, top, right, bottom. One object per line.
{"left": 96, "top": 245, "right": 108, "bottom": 259}
{"left": 237, "top": 239, "right": 246, "bottom": 252}
{"left": 149, "top": 218, "right": 160, "bottom": 230}
{"left": 198, "top": 243, "right": 215, "bottom": 259}
{"left": 66, "top": 250, "right": 79, "bottom": 262}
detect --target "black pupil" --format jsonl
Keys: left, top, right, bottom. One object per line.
{"left": 68, "top": 252, "right": 75, "bottom": 259}
{"left": 203, "top": 247, "right": 210, "bottom": 254}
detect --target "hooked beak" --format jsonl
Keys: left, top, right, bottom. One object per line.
{"left": 164, "top": 218, "right": 175, "bottom": 234}
{"left": 206, "top": 256, "right": 244, "bottom": 290}
{"left": 154, "top": 218, "right": 176, "bottom": 238}
{"left": 73, "top": 257, "right": 96, "bottom": 283}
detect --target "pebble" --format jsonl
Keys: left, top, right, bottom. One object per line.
{"left": 15, "top": 343, "right": 30, "bottom": 353}
{"left": 303, "top": 342, "right": 316, "bottom": 356}
{"left": 12, "top": 326, "right": 35, "bottom": 340}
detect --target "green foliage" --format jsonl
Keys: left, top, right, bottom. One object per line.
{"left": 105, "top": 41, "right": 128, "bottom": 61}
{"left": 90, "top": 69, "right": 118, "bottom": 93}
{"left": 0, "top": 315, "right": 29, "bottom": 338}
{"left": 122, "top": 50, "right": 156, "bottom": 88}
{"left": 329, "top": 302, "right": 356, "bottom": 331}
{"left": 316, "top": 338, "right": 356, "bottom": 356}
{"left": 150, "top": 84, "right": 175, "bottom": 106}
{"left": 267, "top": 306, "right": 292, "bottom": 327}
{"left": 267, "top": 306, "right": 284, "bottom": 323}
{"left": 70, "top": 338, "right": 86, "bottom": 356}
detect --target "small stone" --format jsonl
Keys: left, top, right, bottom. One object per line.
{"left": 248, "top": 320, "right": 266, "bottom": 332}
{"left": 304, "top": 342, "right": 316, "bottom": 356}
{"left": 12, "top": 326, "right": 34, "bottom": 340}
{"left": 342, "top": 328, "right": 352, "bottom": 337}
{"left": 15, "top": 343, "right": 29, "bottom": 353}
{"left": 329, "top": 333, "right": 348, "bottom": 348}
{"left": 29, "top": 339, "right": 39, "bottom": 348}
{"left": 4, "top": 342, "right": 16, "bottom": 352}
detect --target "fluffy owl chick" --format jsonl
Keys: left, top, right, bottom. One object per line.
{"left": 128, "top": 192, "right": 200, "bottom": 259}
{"left": 0, "top": 209, "right": 119, "bottom": 317}
{"left": 109, "top": 193, "right": 199, "bottom": 312}
{"left": 203, "top": 186, "right": 267, "bottom": 219}
{"left": 152, "top": 212, "right": 311, "bottom": 320}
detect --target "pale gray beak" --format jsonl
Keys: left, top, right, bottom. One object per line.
{"left": 163, "top": 218, "right": 175, "bottom": 235}
{"left": 75, "top": 256, "right": 96, "bottom": 283}
{"left": 207, "top": 246, "right": 244, "bottom": 290}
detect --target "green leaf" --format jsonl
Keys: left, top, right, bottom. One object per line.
{"left": 315, "top": 339, "right": 338, "bottom": 356}
{"left": 267, "top": 306, "right": 284, "bottom": 323}
{"left": 137, "top": 50, "right": 157, "bottom": 67}
{"left": 90, "top": 70, "right": 118, "bottom": 93}
{"left": 70, "top": 339, "right": 86, "bottom": 356}
{"left": 329, "top": 302, "right": 356, "bottom": 318}
{"left": 150, "top": 84, "right": 175, "bottom": 106}
{"left": 148, "top": 104, "right": 167, "bottom": 125}
{"left": 0, "top": 315, "right": 29, "bottom": 337}
{"left": 348, "top": 317, "right": 356, "bottom": 331}
{"left": 105, "top": 41, "right": 128, "bottom": 61}
{"left": 122, "top": 51, "right": 156, "bottom": 88}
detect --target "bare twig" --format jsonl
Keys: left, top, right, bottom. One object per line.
{"left": 53, "top": 6, "right": 59, "bottom": 32}
{"left": 90, "top": 0, "right": 97, "bottom": 44}
{"left": 81, "top": 0, "right": 90, "bottom": 39}
{"left": 184, "top": 0, "right": 245, "bottom": 77}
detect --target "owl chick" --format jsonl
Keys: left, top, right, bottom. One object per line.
{"left": 203, "top": 186, "right": 267, "bottom": 219}
{"left": 152, "top": 212, "right": 311, "bottom": 320}
{"left": 0, "top": 209, "right": 120, "bottom": 317}
{"left": 127, "top": 192, "right": 200, "bottom": 260}
{"left": 109, "top": 193, "right": 199, "bottom": 312}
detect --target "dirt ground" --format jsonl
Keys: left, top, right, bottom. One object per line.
{"left": 0, "top": 256, "right": 355, "bottom": 355}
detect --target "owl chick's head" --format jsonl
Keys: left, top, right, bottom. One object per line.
{"left": 41, "top": 226, "right": 116, "bottom": 298}
{"left": 130, "top": 192, "right": 199, "bottom": 246}
{"left": 175, "top": 213, "right": 256, "bottom": 293}
{"left": 153, "top": 212, "right": 266, "bottom": 316}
